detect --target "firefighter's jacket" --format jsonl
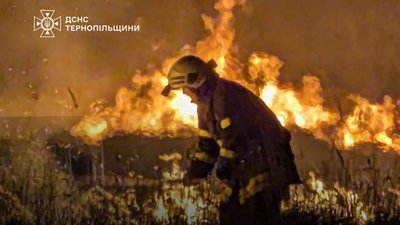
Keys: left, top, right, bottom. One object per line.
{"left": 186, "top": 78, "right": 301, "bottom": 204}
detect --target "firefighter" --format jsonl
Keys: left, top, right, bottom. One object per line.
{"left": 162, "top": 55, "right": 301, "bottom": 225}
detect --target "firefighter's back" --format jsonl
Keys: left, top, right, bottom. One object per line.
{"left": 215, "top": 79, "right": 282, "bottom": 130}
{"left": 214, "top": 78, "right": 300, "bottom": 188}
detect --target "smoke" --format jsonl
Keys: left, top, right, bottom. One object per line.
{"left": 0, "top": 0, "right": 213, "bottom": 119}
{"left": 235, "top": 0, "right": 400, "bottom": 101}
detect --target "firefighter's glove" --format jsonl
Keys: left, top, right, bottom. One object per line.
{"left": 211, "top": 179, "right": 233, "bottom": 203}
{"left": 216, "top": 158, "right": 233, "bottom": 180}
{"left": 183, "top": 173, "right": 204, "bottom": 187}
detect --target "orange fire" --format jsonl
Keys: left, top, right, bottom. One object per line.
{"left": 336, "top": 95, "right": 400, "bottom": 152}
{"left": 282, "top": 171, "right": 374, "bottom": 225}
{"left": 71, "top": 0, "right": 400, "bottom": 156}
{"left": 251, "top": 53, "right": 339, "bottom": 141}
{"left": 151, "top": 153, "right": 219, "bottom": 224}
{"left": 71, "top": 0, "right": 245, "bottom": 144}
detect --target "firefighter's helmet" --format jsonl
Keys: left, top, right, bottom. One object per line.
{"left": 161, "top": 55, "right": 217, "bottom": 96}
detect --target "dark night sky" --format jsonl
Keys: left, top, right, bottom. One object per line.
{"left": 1, "top": 0, "right": 400, "bottom": 117}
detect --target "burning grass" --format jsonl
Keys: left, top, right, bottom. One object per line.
{"left": 0, "top": 136, "right": 400, "bottom": 225}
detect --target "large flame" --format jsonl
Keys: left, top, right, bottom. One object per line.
{"left": 252, "top": 54, "right": 339, "bottom": 141}
{"left": 72, "top": 0, "right": 400, "bottom": 156}
{"left": 336, "top": 95, "right": 400, "bottom": 151}
{"left": 71, "top": 0, "right": 246, "bottom": 144}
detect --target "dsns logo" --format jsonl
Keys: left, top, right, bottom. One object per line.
{"left": 33, "top": 10, "right": 61, "bottom": 38}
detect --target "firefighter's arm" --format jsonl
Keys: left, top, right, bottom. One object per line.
{"left": 185, "top": 114, "right": 219, "bottom": 180}
{"left": 215, "top": 115, "right": 244, "bottom": 180}
{"left": 212, "top": 89, "right": 245, "bottom": 180}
